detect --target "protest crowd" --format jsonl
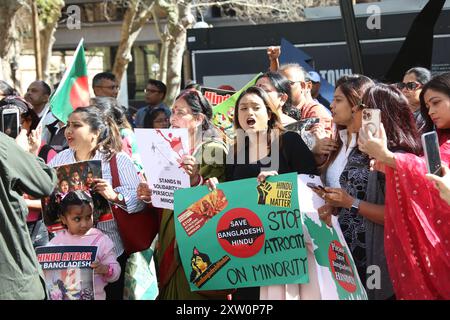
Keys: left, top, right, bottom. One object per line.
{"left": 0, "top": 44, "right": 449, "bottom": 301}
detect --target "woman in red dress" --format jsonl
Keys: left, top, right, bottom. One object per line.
{"left": 358, "top": 72, "right": 450, "bottom": 299}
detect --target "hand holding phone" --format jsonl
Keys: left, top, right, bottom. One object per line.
{"left": 422, "top": 131, "right": 442, "bottom": 177}
{"left": 1, "top": 108, "right": 20, "bottom": 139}
{"left": 306, "top": 182, "right": 327, "bottom": 192}
{"left": 362, "top": 109, "right": 381, "bottom": 136}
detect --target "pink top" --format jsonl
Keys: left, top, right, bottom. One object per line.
{"left": 49, "top": 228, "right": 121, "bottom": 300}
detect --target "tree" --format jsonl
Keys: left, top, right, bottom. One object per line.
{"left": 113, "top": 0, "right": 340, "bottom": 106}
{"left": 0, "top": 0, "right": 27, "bottom": 86}
{"left": 0, "top": 0, "right": 65, "bottom": 86}
{"left": 112, "top": 0, "right": 155, "bottom": 86}
{"left": 37, "top": 0, "right": 65, "bottom": 82}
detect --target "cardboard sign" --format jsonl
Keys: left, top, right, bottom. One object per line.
{"left": 36, "top": 245, "right": 97, "bottom": 300}
{"left": 135, "top": 128, "right": 190, "bottom": 209}
{"left": 174, "top": 173, "right": 308, "bottom": 291}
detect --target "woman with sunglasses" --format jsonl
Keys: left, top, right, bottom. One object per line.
{"left": 137, "top": 89, "right": 229, "bottom": 300}
{"left": 398, "top": 67, "right": 431, "bottom": 132}
{"left": 358, "top": 72, "right": 450, "bottom": 299}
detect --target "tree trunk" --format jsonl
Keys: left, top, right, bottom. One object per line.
{"left": 112, "top": 0, "right": 154, "bottom": 86}
{"left": 158, "top": 31, "right": 169, "bottom": 84}
{"left": 165, "top": 26, "right": 187, "bottom": 106}
{"left": 40, "top": 24, "right": 57, "bottom": 82}
{"left": 39, "top": 1, "right": 64, "bottom": 83}
{"left": 160, "top": 1, "right": 193, "bottom": 107}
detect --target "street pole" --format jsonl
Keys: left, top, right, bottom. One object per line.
{"left": 31, "top": 0, "right": 43, "bottom": 80}
{"left": 339, "top": 0, "right": 364, "bottom": 75}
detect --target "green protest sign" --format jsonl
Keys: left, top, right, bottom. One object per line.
{"left": 174, "top": 172, "right": 308, "bottom": 291}
{"left": 212, "top": 73, "right": 262, "bottom": 136}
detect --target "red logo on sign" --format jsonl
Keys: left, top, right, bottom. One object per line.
{"left": 216, "top": 208, "right": 265, "bottom": 258}
{"left": 328, "top": 240, "right": 357, "bottom": 293}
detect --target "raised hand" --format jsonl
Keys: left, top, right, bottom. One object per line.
{"left": 267, "top": 46, "right": 281, "bottom": 61}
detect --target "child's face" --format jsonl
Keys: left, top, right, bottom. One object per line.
{"left": 60, "top": 204, "right": 93, "bottom": 236}
{"left": 86, "top": 173, "right": 93, "bottom": 185}
{"left": 72, "top": 172, "right": 80, "bottom": 181}
{"left": 60, "top": 180, "right": 69, "bottom": 193}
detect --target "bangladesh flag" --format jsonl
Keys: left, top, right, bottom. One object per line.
{"left": 50, "top": 38, "right": 90, "bottom": 124}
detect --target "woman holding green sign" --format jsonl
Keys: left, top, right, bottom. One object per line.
{"left": 206, "top": 86, "right": 318, "bottom": 300}
{"left": 138, "top": 89, "right": 229, "bottom": 299}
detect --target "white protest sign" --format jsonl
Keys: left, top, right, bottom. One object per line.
{"left": 135, "top": 128, "right": 190, "bottom": 209}
{"left": 298, "top": 175, "right": 368, "bottom": 300}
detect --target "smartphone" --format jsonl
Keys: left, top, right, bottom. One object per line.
{"left": 422, "top": 131, "right": 442, "bottom": 177}
{"left": 1, "top": 109, "right": 20, "bottom": 138}
{"left": 362, "top": 109, "right": 381, "bottom": 136}
{"left": 306, "top": 182, "right": 326, "bottom": 192}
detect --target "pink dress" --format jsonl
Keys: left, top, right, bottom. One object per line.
{"left": 384, "top": 132, "right": 450, "bottom": 299}
{"left": 49, "top": 228, "right": 121, "bottom": 300}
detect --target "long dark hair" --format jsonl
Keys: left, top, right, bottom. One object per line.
{"left": 70, "top": 106, "right": 123, "bottom": 160}
{"left": 420, "top": 72, "right": 450, "bottom": 133}
{"left": 233, "top": 86, "right": 285, "bottom": 156}
{"left": 323, "top": 74, "right": 374, "bottom": 169}
{"left": 234, "top": 86, "right": 284, "bottom": 132}
{"left": 362, "top": 84, "right": 422, "bottom": 155}
{"left": 176, "top": 89, "right": 213, "bottom": 131}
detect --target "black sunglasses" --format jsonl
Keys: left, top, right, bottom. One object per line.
{"left": 396, "top": 81, "right": 421, "bottom": 91}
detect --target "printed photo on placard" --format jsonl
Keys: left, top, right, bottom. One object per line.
{"left": 174, "top": 172, "right": 309, "bottom": 291}
{"left": 41, "top": 160, "right": 112, "bottom": 232}
{"left": 135, "top": 128, "right": 190, "bottom": 210}
{"left": 177, "top": 189, "right": 228, "bottom": 237}
{"left": 36, "top": 245, "right": 97, "bottom": 300}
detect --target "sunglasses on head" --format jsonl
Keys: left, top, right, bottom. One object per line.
{"left": 396, "top": 81, "right": 421, "bottom": 91}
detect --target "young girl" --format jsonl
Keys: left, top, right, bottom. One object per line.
{"left": 49, "top": 190, "right": 121, "bottom": 300}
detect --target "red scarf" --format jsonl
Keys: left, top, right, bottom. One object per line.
{"left": 384, "top": 131, "right": 450, "bottom": 299}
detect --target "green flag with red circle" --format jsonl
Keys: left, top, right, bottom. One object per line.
{"left": 50, "top": 38, "right": 90, "bottom": 124}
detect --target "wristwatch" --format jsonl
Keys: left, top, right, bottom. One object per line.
{"left": 350, "top": 198, "right": 361, "bottom": 214}
{"left": 116, "top": 193, "right": 124, "bottom": 203}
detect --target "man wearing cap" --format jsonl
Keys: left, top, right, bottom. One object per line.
{"left": 307, "top": 71, "right": 331, "bottom": 110}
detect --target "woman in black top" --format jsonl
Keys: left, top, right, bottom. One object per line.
{"left": 206, "top": 86, "right": 317, "bottom": 299}
{"left": 225, "top": 86, "right": 317, "bottom": 182}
